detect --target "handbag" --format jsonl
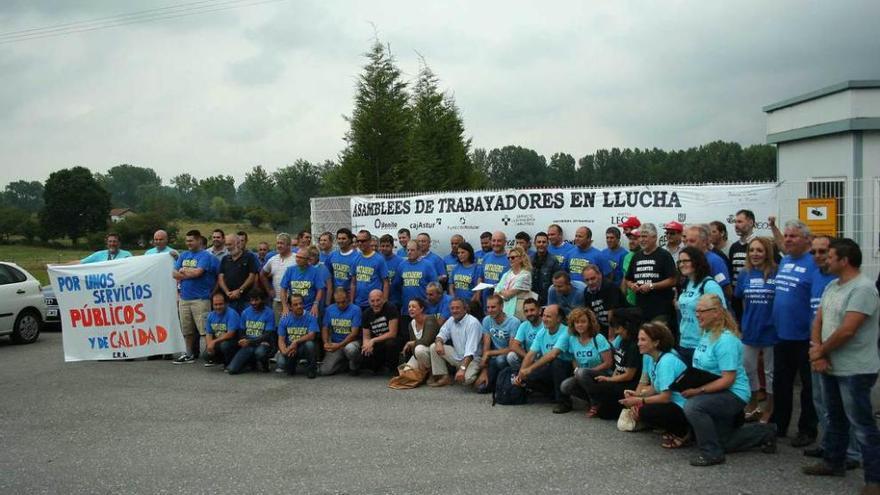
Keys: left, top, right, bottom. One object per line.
{"left": 388, "top": 364, "right": 428, "bottom": 390}
{"left": 670, "top": 367, "right": 719, "bottom": 392}
{"left": 617, "top": 405, "right": 644, "bottom": 432}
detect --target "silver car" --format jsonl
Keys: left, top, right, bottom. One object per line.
{"left": 0, "top": 262, "right": 45, "bottom": 344}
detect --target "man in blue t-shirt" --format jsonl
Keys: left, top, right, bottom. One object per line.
{"left": 276, "top": 293, "right": 318, "bottom": 378}
{"left": 425, "top": 282, "right": 452, "bottom": 325}
{"left": 565, "top": 226, "right": 611, "bottom": 282}
{"left": 479, "top": 231, "right": 510, "bottom": 307}
{"left": 327, "top": 228, "right": 360, "bottom": 302}
{"left": 280, "top": 250, "right": 325, "bottom": 317}
{"left": 78, "top": 232, "right": 133, "bottom": 264}
{"left": 227, "top": 290, "right": 276, "bottom": 374}
{"left": 416, "top": 232, "right": 447, "bottom": 286}
{"left": 352, "top": 229, "right": 389, "bottom": 309}
{"left": 172, "top": 230, "right": 214, "bottom": 364}
{"left": 513, "top": 304, "right": 573, "bottom": 412}
{"left": 507, "top": 298, "right": 543, "bottom": 371}
{"left": 547, "top": 271, "right": 587, "bottom": 318}
{"left": 477, "top": 294, "right": 521, "bottom": 393}
{"left": 547, "top": 224, "right": 574, "bottom": 266}
{"left": 475, "top": 231, "right": 492, "bottom": 264}
{"left": 379, "top": 235, "right": 404, "bottom": 309}
{"left": 684, "top": 224, "right": 732, "bottom": 298}
{"left": 396, "top": 228, "right": 411, "bottom": 258}
{"left": 772, "top": 220, "right": 819, "bottom": 447}
{"left": 601, "top": 227, "right": 628, "bottom": 284}
{"left": 320, "top": 287, "right": 363, "bottom": 376}
{"left": 444, "top": 234, "right": 464, "bottom": 283}
{"left": 204, "top": 292, "right": 240, "bottom": 367}
{"left": 393, "top": 241, "right": 438, "bottom": 316}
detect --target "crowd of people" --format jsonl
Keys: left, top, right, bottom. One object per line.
{"left": 79, "top": 210, "right": 880, "bottom": 492}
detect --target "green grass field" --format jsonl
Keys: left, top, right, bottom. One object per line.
{"left": 0, "top": 221, "right": 282, "bottom": 285}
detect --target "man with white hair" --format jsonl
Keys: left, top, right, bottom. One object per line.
{"left": 218, "top": 233, "right": 259, "bottom": 313}
{"left": 624, "top": 223, "right": 678, "bottom": 334}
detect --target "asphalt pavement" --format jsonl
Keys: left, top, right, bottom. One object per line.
{"left": 0, "top": 333, "right": 870, "bottom": 494}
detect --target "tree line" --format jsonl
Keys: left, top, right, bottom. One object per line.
{"left": 0, "top": 38, "right": 775, "bottom": 248}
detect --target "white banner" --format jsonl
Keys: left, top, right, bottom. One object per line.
{"left": 350, "top": 183, "right": 779, "bottom": 250}
{"left": 49, "top": 254, "right": 185, "bottom": 362}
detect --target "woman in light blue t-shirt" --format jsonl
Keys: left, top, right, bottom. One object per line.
{"left": 557, "top": 307, "right": 613, "bottom": 415}
{"left": 677, "top": 246, "right": 726, "bottom": 367}
{"left": 681, "top": 294, "right": 777, "bottom": 467}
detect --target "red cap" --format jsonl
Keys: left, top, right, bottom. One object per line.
{"left": 663, "top": 221, "right": 684, "bottom": 232}
{"left": 618, "top": 216, "right": 641, "bottom": 229}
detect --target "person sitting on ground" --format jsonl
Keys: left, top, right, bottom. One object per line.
{"left": 203, "top": 291, "right": 240, "bottom": 369}
{"left": 402, "top": 298, "right": 441, "bottom": 373}
{"left": 677, "top": 246, "right": 727, "bottom": 366}
{"left": 427, "top": 298, "right": 483, "bottom": 387}
{"left": 619, "top": 322, "right": 690, "bottom": 449}
{"left": 507, "top": 298, "right": 543, "bottom": 372}
{"left": 735, "top": 236, "right": 778, "bottom": 424}
{"left": 227, "top": 289, "right": 276, "bottom": 375}
{"left": 276, "top": 293, "right": 318, "bottom": 378}
{"left": 682, "top": 294, "right": 777, "bottom": 467}
{"left": 320, "top": 287, "right": 362, "bottom": 376}
{"left": 496, "top": 246, "right": 533, "bottom": 320}
{"left": 513, "top": 304, "right": 573, "bottom": 413}
{"left": 578, "top": 307, "right": 643, "bottom": 419}
{"left": 556, "top": 307, "right": 613, "bottom": 414}
{"left": 475, "top": 294, "right": 520, "bottom": 393}
{"left": 360, "top": 289, "right": 400, "bottom": 375}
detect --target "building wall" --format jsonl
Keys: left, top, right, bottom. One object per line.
{"left": 767, "top": 88, "right": 880, "bottom": 134}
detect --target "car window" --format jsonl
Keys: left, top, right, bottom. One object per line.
{"left": 0, "top": 266, "right": 16, "bottom": 285}
{"left": 6, "top": 265, "right": 27, "bottom": 283}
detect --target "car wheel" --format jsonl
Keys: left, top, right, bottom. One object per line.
{"left": 11, "top": 309, "right": 41, "bottom": 344}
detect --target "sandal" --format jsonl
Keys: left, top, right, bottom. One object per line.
{"left": 744, "top": 408, "right": 762, "bottom": 422}
{"left": 661, "top": 432, "right": 693, "bottom": 449}
{"left": 586, "top": 405, "right": 599, "bottom": 418}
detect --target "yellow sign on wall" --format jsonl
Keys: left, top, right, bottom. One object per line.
{"left": 798, "top": 198, "right": 838, "bottom": 237}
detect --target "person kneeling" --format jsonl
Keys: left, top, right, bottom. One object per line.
{"left": 513, "top": 304, "right": 573, "bottom": 412}
{"left": 320, "top": 287, "right": 362, "bottom": 376}
{"left": 427, "top": 298, "right": 482, "bottom": 387}
{"left": 227, "top": 289, "right": 276, "bottom": 375}
{"left": 557, "top": 307, "right": 613, "bottom": 415}
{"left": 276, "top": 294, "right": 318, "bottom": 378}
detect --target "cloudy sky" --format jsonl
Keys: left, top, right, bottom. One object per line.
{"left": 0, "top": 0, "right": 878, "bottom": 187}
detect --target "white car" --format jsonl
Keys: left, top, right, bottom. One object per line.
{"left": 0, "top": 262, "right": 45, "bottom": 344}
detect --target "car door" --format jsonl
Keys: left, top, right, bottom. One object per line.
{"left": 0, "top": 265, "right": 22, "bottom": 334}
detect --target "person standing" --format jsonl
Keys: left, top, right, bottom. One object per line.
{"left": 172, "top": 230, "right": 214, "bottom": 364}
{"left": 663, "top": 221, "right": 685, "bottom": 259}
{"left": 449, "top": 242, "right": 481, "bottom": 305}
{"left": 684, "top": 224, "right": 732, "bottom": 299}
{"left": 78, "top": 232, "right": 132, "bottom": 263}
{"left": 394, "top": 240, "right": 438, "bottom": 324}
{"left": 327, "top": 228, "right": 360, "bottom": 301}
{"left": 565, "top": 226, "right": 611, "bottom": 282}
{"left": 547, "top": 224, "right": 573, "bottom": 266}
{"left": 352, "top": 229, "right": 389, "bottom": 310}
{"left": 624, "top": 223, "right": 679, "bottom": 335}
{"left": 379, "top": 234, "right": 404, "bottom": 310}
{"left": 803, "top": 239, "right": 880, "bottom": 494}
{"left": 279, "top": 249, "right": 324, "bottom": 318}
{"left": 208, "top": 229, "right": 228, "bottom": 260}
{"left": 416, "top": 232, "right": 447, "bottom": 286}
{"left": 772, "top": 220, "right": 819, "bottom": 447}
{"left": 602, "top": 227, "right": 628, "bottom": 284}
{"left": 217, "top": 233, "right": 259, "bottom": 313}
{"left": 444, "top": 235, "right": 464, "bottom": 283}
{"left": 709, "top": 220, "right": 733, "bottom": 277}
{"left": 530, "top": 232, "right": 561, "bottom": 307}
{"left": 495, "top": 246, "right": 532, "bottom": 319}
{"left": 144, "top": 230, "right": 179, "bottom": 260}
{"left": 729, "top": 209, "right": 758, "bottom": 320}
{"left": 260, "top": 233, "right": 296, "bottom": 323}
{"left": 396, "top": 228, "right": 411, "bottom": 258}
{"left": 479, "top": 231, "right": 511, "bottom": 303}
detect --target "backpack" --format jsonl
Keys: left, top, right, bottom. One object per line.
{"left": 492, "top": 367, "right": 528, "bottom": 406}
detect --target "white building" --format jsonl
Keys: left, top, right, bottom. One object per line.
{"left": 764, "top": 80, "right": 880, "bottom": 278}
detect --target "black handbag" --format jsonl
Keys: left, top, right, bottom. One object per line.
{"left": 670, "top": 367, "right": 719, "bottom": 392}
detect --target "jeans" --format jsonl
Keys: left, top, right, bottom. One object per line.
{"left": 276, "top": 341, "right": 317, "bottom": 375}
{"left": 820, "top": 373, "right": 880, "bottom": 483}
{"left": 684, "top": 390, "right": 772, "bottom": 460}
{"left": 486, "top": 354, "right": 509, "bottom": 391}
{"left": 640, "top": 402, "right": 689, "bottom": 437}
{"left": 206, "top": 340, "right": 236, "bottom": 366}
{"left": 772, "top": 339, "right": 817, "bottom": 437}
{"left": 525, "top": 359, "right": 572, "bottom": 404}
{"left": 813, "top": 371, "right": 861, "bottom": 462}
{"left": 227, "top": 343, "right": 273, "bottom": 375}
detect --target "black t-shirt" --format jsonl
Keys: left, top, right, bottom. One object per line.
{"left": 624, "top": 247, "right": 676, "bottom": 321}
{"left": 361, "top": 303, "right": 399, "bottom": 337}
{"left": 613, "top": 337, "right": 642, "bottom": 385}
{"left": 583, "top": 281, "right": 623, "bottom": 330}
{"left": 728, "top": 241, "right": 748, "bottom": 288}
{"left": 219, "top": 252, "right": 260, "bottom": 294}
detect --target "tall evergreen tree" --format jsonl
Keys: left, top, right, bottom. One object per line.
{"left": 39, "top": 166, "right": 110, "bottom": 244}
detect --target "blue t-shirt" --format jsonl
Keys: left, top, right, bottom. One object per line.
{"left": 280, "top": 265, "right": 325, "bottom": 311}
{"left": 175, "top": 250, "right": 215, "bottom": 300}
{"left": 678, "top": 277, "right": 727, "bottom": 349}
{"left": 319, "top": 251, "right": 332, "bottom": 265}
{"left": 773, "top": 253, "right": 817, "bottom": 340}
{"left": 426, "top": 294, "right": 453, "bottom": 321}
{"left": 602, "top": 247, "right": 628, "bottom": 282}
{"left": 475, "top": 249, "right": 489, "bottom": 265}
{"left": 81, "top": 249, "right": 133, "bottom": 264}
{"left": 480, "top": 251, "right": 510, "bottom": 288}
{"left": 643, "top": 352, "right": 688, "bottom": 409}
{"left": 239, "top": 306, "right": 276, "bottom": 340}
{"left": 422, "top": 252, "right": 446, "bottom": 280}
{"left": 706, "top": 251, "right": 732, "bottom": 288}
{"left": 692, "top": 330, "right": 752, "bottom": 403}
{"left": 383, "top": 253, "right": 404, "bottom": 306}
{"left": 548, "top": 241, "right": 574, "bottom": 266}
{"left": 322, "top": 303, "right": 362, "bottom": 343}
{"left": 205, "top": 307, "right": 240, "bottom": 337}
{"left": 481, "top": 314, "right": 520, "bottom": 350}
{"left": 565, "top": 246, "right": 611, "bottom": 282}
{"left": 277, "top": 312, "right": 319, "bottom": 345}
{"left": 396, "top": 246, "right": 408, "bottom": 258}
{"left": 353, "top": 252, "right": 388, "bottom": 307}
{"left": 514, "top": 321, "right": 542, "bottom": 351}
{"left": 735, "top": 268, "right": 778, "bottom": 347}
{"left": 547, "top": 281, "right": 587, "bottom": 314}
{"left": 443, "top": 253, "right": 459, "bottom": 279}
{"left": 327, "top": 250, "right": 361, "bottom": 292}
{"left": 394, "top": 258, "right": 438, "bottom": 315}
{"left": 554, "top": 332, "right": 611, "bottom": 368}
{"left": 529, "top": 324, "right": 570, "bottom": 360}
{"left": 451, "top": 263, "right": 481, "bottom": 301}
{"left": 811, "top": 271, "right": 838, "bottom": 320}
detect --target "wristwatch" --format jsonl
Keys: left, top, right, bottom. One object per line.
{"left": 459, "top": 365, "right": 466, "bottom": 371}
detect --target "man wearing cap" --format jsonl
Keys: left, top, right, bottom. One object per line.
{"left": 618, "top": 216, "right": 642, "bottom": 306}
{"left": 663, "top": 221, "right": 685, "bottom": 259}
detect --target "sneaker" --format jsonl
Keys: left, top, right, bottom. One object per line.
{"left": 791, "top": 432, "right": 817, "bottom": 448}
{"left": 274, "top": 367, "right": 285, "bottom": 374}
{"left": 173, "top": 354, "right": 195, "bottom": 365}
{"left": 307, "top": 369, "right": 317, "bottom": 379}
{"left": 801, "top": 462, "right": 845, "bottom": 477}
{"left": 552, "top": 402, "right": 573, "bottom": 414}
{"left": 203, "top": 360, "right": 217, "bottom": 367}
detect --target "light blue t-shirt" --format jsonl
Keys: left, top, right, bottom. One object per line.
{"left": 529, "top": 324, "right": 571, "bottom": 360}
{"left": 280, "top": 265, "right": 325, "bottom": 311}
{"left": 205, "top": 307, "right": 240, "bottom": 337}
{"left": 643, "top": 352, "right": 688, "bottom": 409}
{"left": 81, "top": 249, "right": 133, "bottom": 264}
{"left": 481, "top": 314, "right": 520, "bottom": 350}
{"left": 735, "top": 268, "right": 777, "bottom": 347}
{"left": 514, "top": 321, "right": 542, "bottom": 351}
{"left": 277, "top": 312, "right": 319, "bottom": 345}
{"left": 692, "top": 330, "right": 751, "bottom": 403}
{"left": 554, "top": 332, "right": 611, "bottom": 368}
{"left": 144, "top": 246, "right": 178, "bottom": 258}
{"left": 565, "top": 246, "right": 611, "bottom": 282}
{"left": 322, "top": 303, "right": 362, "bottom": 343}
{"left": 678, "top": 277, "right": 727, "bottom": 349}
{"left": 547, "top": 280, "right": 587, "bottom": 316}
{"left": 239, "top": 306, "right": 276, "bottom": 340}
{"left": 451, "top": 263, "right": 481, "bottom": 301}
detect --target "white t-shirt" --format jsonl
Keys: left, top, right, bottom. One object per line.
{"left": 262, "top": 252, "right": 296, "bottom": 302}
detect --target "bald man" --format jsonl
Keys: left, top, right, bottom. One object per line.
{"left": 359, "top": 289, "right": 400, "bottom": 374}
{"left": 145, "top": 229, "right": 179, "bottom": 260}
